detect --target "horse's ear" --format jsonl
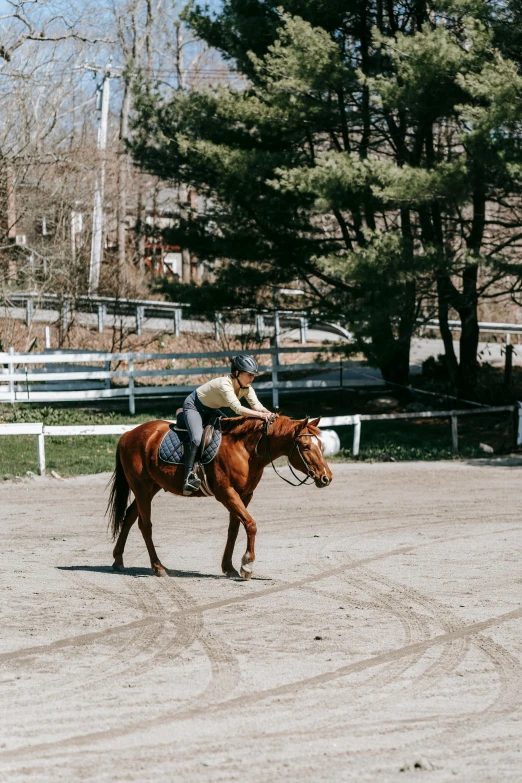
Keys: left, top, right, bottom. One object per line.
{"left": 309, "top": 417, "right": 321, "bottom": 428}
{"left": 297, "top": 416, "right": 309, "bottom": 431}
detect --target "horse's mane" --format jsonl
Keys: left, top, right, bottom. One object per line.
{"left": 221, "top": 415, "right": 319, "bottom": 441}
{"left": 221, "top": 415, "right": 286, "bottom": 440}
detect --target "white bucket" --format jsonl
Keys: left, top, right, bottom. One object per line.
{"left": 318, "top": 429, "right": 341, "bottom": 457}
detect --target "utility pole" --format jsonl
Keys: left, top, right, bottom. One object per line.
{"left": 88, "top": 63, "right": 112, "bottom": 296}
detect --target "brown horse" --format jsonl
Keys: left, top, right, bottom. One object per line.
{"left": 107, "top": 415, "right": 332, "bottom": 579}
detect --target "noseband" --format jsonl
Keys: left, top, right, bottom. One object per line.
{"left": 255, "top": 417, "right": 317, "bottom": 487}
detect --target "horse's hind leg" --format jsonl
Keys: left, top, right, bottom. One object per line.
{"left": 222, "top": 493, "right": 252, "bottom": 578}
{"left": 112, "top": 500, "right": 139, "bottom": 571}
{"left": 135, "top": 485, "right": 167, "bottom": 577}
{"left": 112, "top": 485, "right": 162, "bottom": 572}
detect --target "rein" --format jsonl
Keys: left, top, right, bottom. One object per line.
{"left": 255, "top": 416, "right": 316, "bottom": 487}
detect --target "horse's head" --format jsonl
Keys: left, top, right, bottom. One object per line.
{"left": 289, "top": 417, "right": 333, "bottom": 488}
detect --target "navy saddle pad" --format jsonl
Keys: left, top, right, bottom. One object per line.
{"left": 158, "top": 420, "right": 222, "bottom": 466}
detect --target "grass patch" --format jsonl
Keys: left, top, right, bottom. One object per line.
{"left": 327, "top": 415, "right": 510, "bottom": 462}
{"left": 45, "top": 435, "right": 120, "bottom": 476}
{"left": 0, "top": 406, "right": 165, "bottom": 477}
{"left": 0, "top": 435, "right": 40, "bottom": 477}
{"left": 0, "top": 432, "right": 121, "bottom": 478}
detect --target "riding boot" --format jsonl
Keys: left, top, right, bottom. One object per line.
{"left": 183, "top": 443, "right": 201, "bottom": 495}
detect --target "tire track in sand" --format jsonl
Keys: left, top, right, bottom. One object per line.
{"left": 2, "top": 522, "right": 520, "bottom": 666}
{"left": 0, "top": 604, "right": 520, "bottom": 764}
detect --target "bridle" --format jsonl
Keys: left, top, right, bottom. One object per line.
{"left": 255, "top": 416, "right": 318, "bottom": 487}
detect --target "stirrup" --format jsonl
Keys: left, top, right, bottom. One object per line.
{"left": 183, "top": 470, "right": 201, "bottom": 496}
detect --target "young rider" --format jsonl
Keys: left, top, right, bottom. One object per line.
{"left": 182, "top": 354, "right": 273, "bottom": 495}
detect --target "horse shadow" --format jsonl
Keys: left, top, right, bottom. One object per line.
{"left": 57, "top": 565, "right": 223, "bottom": 579}
{"left": 56, "top": 565, "right": 271, "bottom": 581}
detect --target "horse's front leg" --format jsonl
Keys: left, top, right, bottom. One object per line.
{"left": 222, "top": 493, "right": 252, "bottom": 578}
{"left": 217, "top": 488, "right": 257, "bottom": 580}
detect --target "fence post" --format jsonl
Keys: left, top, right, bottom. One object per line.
{"left": 517, "top": 403, "right": 522, "bottom": 446}
{"left": 61, "top": 297, "right": 71, "bottom": 332}
{"left": 214, "top": 312, "right": 223, "bottom": 341}
{"left": 44, "top": 325, "right": 51, "bottom": 349}
{"left": 299, "top": 317, "right": 307, "bottom": 345}
{"left": 174, "top": 308, "right": 182, "bottom": 338}
{"left": 353, "top": 415, "right": 361, "bottom": 456}
{"left": 37, "top": 430, "right": 46, "bottom": 475}
{"left": 451, "top": 413, "right": 458, "bottom": 453}
{"left": 8, "top": 346, "right": 15, "bottom": 403}
{"left": 271, "top": 348, "right": 279, "bottom": 408}
{"left": 256, "top": 314, "right": 265, "bottom": 341}
{"left": 274, "top": 308, "right": 281, "bottom": 354}
{"left": 128, "top": 358, "right": 135, "bottom": 415}
{"left": 135, "top": 306, "right": 144, "bottom": 336}
{"left": 104, "top": 359, "right": 111, "bottom": 390}
{"left": 25, "top": 298, "right": 34, "bottom": 326}
{"left": 97, "top": 304, "right": 106, "bottom": 333}
{"left": 504, "top": 333, "right": 513, "bottom": 389}
{"left": 272, "top": 309, "right": 281, "bottom": 408}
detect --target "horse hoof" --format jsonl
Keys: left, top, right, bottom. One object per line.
{"left": 153, "top": 566, "right": 168, "bottom": 577}
{"left": 225, "top": 568, "right": 241, "bottom": 579}
{"left": 240, "top": 567, "right": 253, "bottom": 580}
{"left": 112, "top": 561, "right": 124, "bottom": 572}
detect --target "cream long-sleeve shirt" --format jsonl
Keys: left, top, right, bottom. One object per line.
{"left": 196, "top": 375, "right": 265, "bottom": 415}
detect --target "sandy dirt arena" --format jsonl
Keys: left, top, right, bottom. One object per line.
{"left": 0, "top": 461, "right": 521, "bottom": 782}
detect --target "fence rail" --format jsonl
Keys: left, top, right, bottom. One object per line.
{"left": 2, "top": 291, "right": 352, "bottom": 342}
{"left": 1, "top": 404, "right": 519, "bottom": 476}
{"left": 425, "top": 319, "right": 522, "bottom": 339}
{"left": 0, "top": 346, "right": 345, "bottom": 411}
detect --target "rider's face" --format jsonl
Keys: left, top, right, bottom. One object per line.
{"left": 238, "top": 371, "right": 255, "bottom": 386}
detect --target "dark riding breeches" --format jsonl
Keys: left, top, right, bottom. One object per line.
{"left": 182, "top": 391, "right": 214, "bottom": 448}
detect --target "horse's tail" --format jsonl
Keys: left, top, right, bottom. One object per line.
{"left": 106, "top": 442, "right": 131, "bottom": 541}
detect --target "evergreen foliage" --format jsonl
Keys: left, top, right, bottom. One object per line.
{"left": 131, "top": 0, "right": 522, "bottom": 395}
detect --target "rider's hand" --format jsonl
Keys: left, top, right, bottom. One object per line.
{"left": 259, "top": 410, "right": 272, "bottom": 420}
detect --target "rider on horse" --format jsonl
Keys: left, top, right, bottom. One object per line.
{"left": 182, "top": 354, "right": 273, "bottom": 495}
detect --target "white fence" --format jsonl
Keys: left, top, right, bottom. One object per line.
{"left": 322, "top": 404, "right": 520, "bottom": 457}
{"left": 425, "top": 319, "right": 522, "bottom": 343}
{"left": 1, "top": 404, "right": 518, "bottom": 476}
{"left": 0, "top": 346, "right": 349, "bottom": 411}
{"left": 0, "top": 423, "right": 135, "bottom": 475}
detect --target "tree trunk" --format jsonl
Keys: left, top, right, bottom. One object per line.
{"left": 0, "top": 154, "right": 16, "bottom": 242}
{"left": 435, "top": 268, "right": 480, "bottom": 399}
{"left": 456, "top": 264, "right": 480, "bottom": 398}
{"left": 456, "top": 175, "right": 485, "bottom": 398}
{"left": 457, "top": 307, "right": 479, "bottom": 397}
{"left": 368, "top": 280, "right": 417, "bottom": 387}
{"left": 136, "top": 183, "right": 146, "bottom": 273}
{"left": 378, "top": 339, "right": 411, "bottom": 386}
{"left": 118, "top": 81, "right": 131, "bottom": 275}
{"left": 436, "top": 274, "right": 459, "bottom": 391}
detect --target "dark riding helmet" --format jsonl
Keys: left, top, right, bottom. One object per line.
{"left": 231, "top": 354, "right": 259, "bottom": 375}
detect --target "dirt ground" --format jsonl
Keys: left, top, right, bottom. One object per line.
{"left": 1, "top": 461, "right": 521, "bottom": 782}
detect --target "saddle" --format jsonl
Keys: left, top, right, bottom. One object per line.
{"left": 159, "top": 409, "right": 224, "bottom": 496}
{"left": 170, "top": 407, "right": 223, "bottom": 458}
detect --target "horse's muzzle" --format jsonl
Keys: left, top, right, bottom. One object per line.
{"left": 315, "top": 474, "right": 331, "bottom": 488}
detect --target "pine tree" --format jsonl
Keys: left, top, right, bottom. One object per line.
{"left": 131, "top": 1, "right": 522, "bottom": 394}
